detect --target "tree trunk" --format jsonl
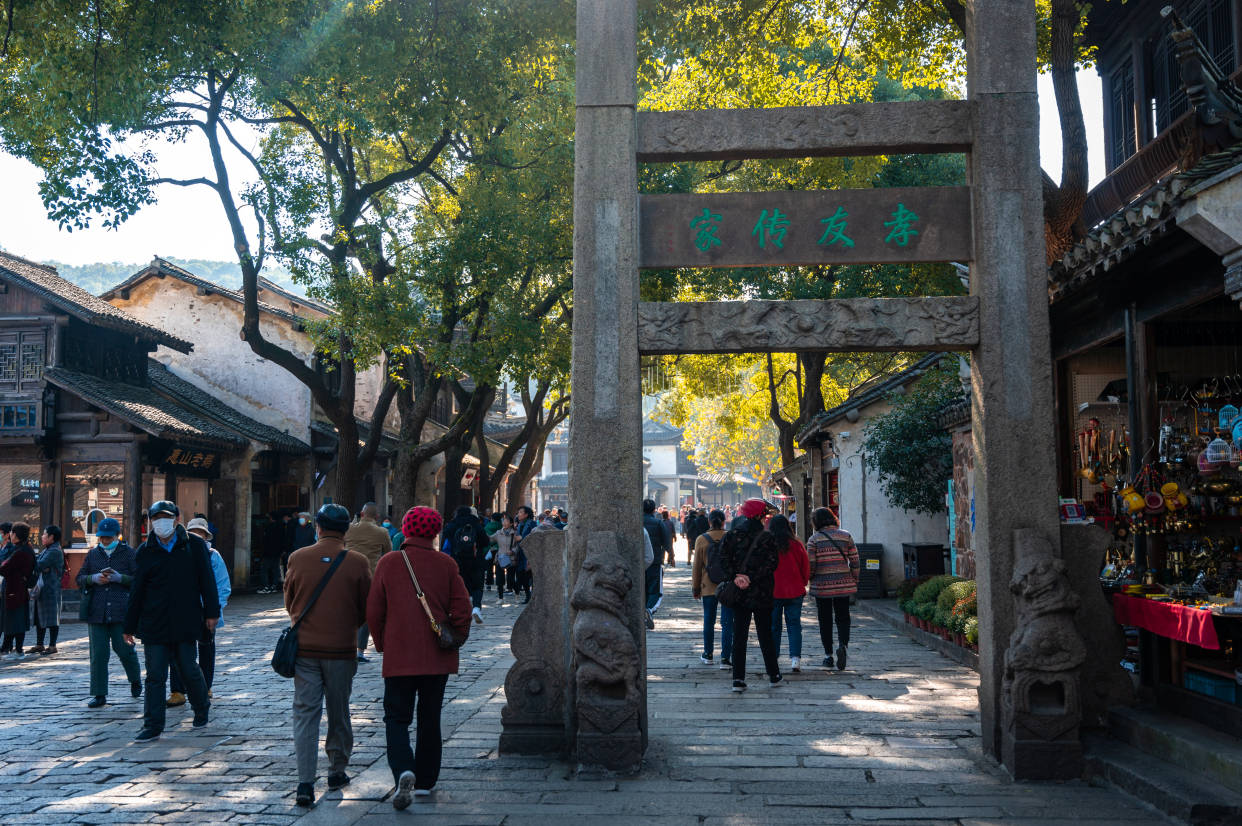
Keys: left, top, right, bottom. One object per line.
{"left": 442, "top": 442, "right": 468, "bottom": 516}
{"left": 333, "top": 417, "right": 363, "bottom": 513}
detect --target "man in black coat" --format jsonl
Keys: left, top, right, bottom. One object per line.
{"left": 441, "top": 506, "right": 490, "bottom": 624}
{"left": 124, "top": 500, "right": 220, "bottom": 741}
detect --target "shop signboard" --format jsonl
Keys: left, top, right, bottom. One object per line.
{"left": 160, "top": 447, "right": 219, "bottom": 472}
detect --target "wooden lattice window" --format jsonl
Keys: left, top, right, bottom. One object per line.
{"left": 1110, "top": 57, "right": 1138, "bottom": 166}
{"left": 0, "top": 329, "right": 46, "bottom": 395}
{"left": 1151, "top": 0, "right": 1236, "bottom": 135}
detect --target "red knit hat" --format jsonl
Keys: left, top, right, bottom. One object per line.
{"left": 402, "top": 506, "right": 442, "bottom": 539}
{"left": 738, "top": 498, "right": 773, "bottom": 519}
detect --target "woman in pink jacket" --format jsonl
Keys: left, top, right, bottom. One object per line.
{"left": 367, "top": 506, "right": 472, "bottom": 810}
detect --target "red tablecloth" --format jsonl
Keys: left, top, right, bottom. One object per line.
{"left": 1113, "top": 594, "right": 1221, "bottom": 650}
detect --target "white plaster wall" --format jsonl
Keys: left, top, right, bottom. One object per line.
{"left": 642, "top": 444, "right": 677, "bottom": 476}
{"left": 828, "top": 398, "right": 949, "bottom": 590}
{"left": 109, "top": 278, "right": 313, "bottom": 441}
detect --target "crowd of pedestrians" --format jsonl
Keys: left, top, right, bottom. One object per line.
{"left": 680, "top": 498, "right": 860, "bottom": 692}
{"left": 0, "top": 486, "right": 859, "bottom": 808}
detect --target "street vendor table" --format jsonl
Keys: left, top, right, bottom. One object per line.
{"left": 1113, "top": 593, "right": 1222, "bottom": 650}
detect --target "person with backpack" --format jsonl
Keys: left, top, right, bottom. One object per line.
{"left": 441, "top": 506, "right": 489, "bottom": 624}
{"left": 0, "top": 522, "right": 36, "bottom": 658}
{"left": 691, "top": 509, "right": 732, "bottom": 667}
{"left": 767, "top": 514, "right": 810, "bottom": 672}
{"left": 720, "top": 498, "right": 782, "bottom": 692}
{"left": 807, "top": 507, "right": 860, "bottom": 671}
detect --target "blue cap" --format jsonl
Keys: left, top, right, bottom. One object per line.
{"left": 96, "top": 518, "right": 121, "bottom": 537}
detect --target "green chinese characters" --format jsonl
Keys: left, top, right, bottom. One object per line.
{"left": 687, "top": 202, "right": 924, "bottom": 252}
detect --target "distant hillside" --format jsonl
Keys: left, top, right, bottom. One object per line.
{"left": 43, "top": 258, "right": 304, "bottom": 297}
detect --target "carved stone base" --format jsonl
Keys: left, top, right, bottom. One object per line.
{"left": 576, "top": 731, "right": 643, "bottom": 774}
{"left": 500, "top": 527, "right": 570, "bottom": 756}
{"left": 1003, "top": 736, "right": 1083, "bottom": 781}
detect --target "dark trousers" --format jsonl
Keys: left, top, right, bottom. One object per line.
{"left": 484, "top": 562, "right": 494, "bottom": 587}
{"left": 170, "top": 626, "right": 217, "bottom": 692}
{"left": 514, "top": 570, "right": 532, "bottom": 596}
{"left": 816, "top": 596, "right": 852, "bottom": 654}
{"left": 357, "top": 624, "right": 370, "bottom": 652}
{"left": 261, "top": 557, "right": 282, "bottom": 589}
{"left": 731, "top": 601, "right": 779, "bottom": 682}
{"left": 644, "top": 562, "right": 663, "bottom": 611}
{"left": 469, "top": 588, "right": 482, "bottom": 610}
{"left": 384, "top": 673, "right": 449, "bottom": 787}
{"left": 143, "top": 641, "right": 208, "bottom": 732}
{"left": 496, "top": 566, "right": 510, "bottom": 596}
{"left": 88, "top": 622, "right": 142, "bottom": 697}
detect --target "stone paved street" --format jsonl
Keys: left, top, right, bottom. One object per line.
{"left": 0, "top": 558, "right": 1171, "bottom": 825}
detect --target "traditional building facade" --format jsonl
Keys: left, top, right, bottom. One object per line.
{"left": 0, "top": 251, "right": 309, "bottom": 589}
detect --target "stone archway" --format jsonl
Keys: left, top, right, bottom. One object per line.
{"left": 504, "top": 0, "right": 1083, "bottom": 780}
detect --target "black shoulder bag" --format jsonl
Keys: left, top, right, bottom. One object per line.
{"left": 271, "top": 551, "right": 347, "bottom": 678}
{"left": 714, "top": 532, "right": 762, "bottom": 610}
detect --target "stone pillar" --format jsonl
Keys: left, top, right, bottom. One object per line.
{"left": 568, "top": 0, "right": 646, "bottom": 772}
{"left": 965, "top": 0, "right": 1072, "bottom": 776}
{"left": 224, "top": 447, "right": 255, "bottom": 587}
{"left": 501, "top": 525, "right": 571, "bottom": 755}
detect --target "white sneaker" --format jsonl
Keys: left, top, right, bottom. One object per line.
{"left": 414, "top": 789, "right": 432, "bottom": 797}
{"left": 392, "top": 770, "right": 416, "bottom": 810}
{"left": 700, "top": 654, "right": 713, "bottom": 665}
{"left": 472, "top": 607, "right": 483, "bottom": 625}
{"left": 791, "top": 656, "right": 801, "bottom": 672}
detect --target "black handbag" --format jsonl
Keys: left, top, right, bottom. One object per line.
{"left": 714, "top": 533, "right": 762, "bottom": 610}
{"left": 271, "top": 551, "right": 347, "bottom": 678}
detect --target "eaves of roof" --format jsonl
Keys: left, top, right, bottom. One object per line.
{"left": 44, "top": 367, "right": 246, "bottom": 450}
{"left": 147, "top": 360, "right": 310, "bottom": 454}
{"left": 0, "top": 251, "right": 192, "bottom": 353}
{"left": 796, "top": 353, "right": 951, "bottom": 446}
{"left": 102, "top": 258, "right": 305, "bottom": 327}
{"left": 1049, "top": 143, "right": 1242, "bottom": 303}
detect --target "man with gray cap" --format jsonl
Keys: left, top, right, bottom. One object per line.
{"left": 76, "top": 517, "right": 142, "bottom": 708}
{"left": 125, "top": 501, "right": 220, "bottom": 741}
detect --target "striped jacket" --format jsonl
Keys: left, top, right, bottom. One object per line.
{"left": 807, "top": 528, "right": 859, "bottom": 598}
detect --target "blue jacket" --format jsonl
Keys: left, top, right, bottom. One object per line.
{"left": 209, "top": 547, "right": 231, "bottom": 625}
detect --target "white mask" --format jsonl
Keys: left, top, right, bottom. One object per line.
{"left": 152, "top": 518, "right": 176, "bottom": 539}
{"left": 298, "top": 518, "right": 307, "bottom": 526}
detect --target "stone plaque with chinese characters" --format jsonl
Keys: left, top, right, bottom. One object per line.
{"left": 639, "top": 186, "right": 971, "bottom": 269}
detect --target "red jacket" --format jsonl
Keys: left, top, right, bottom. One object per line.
{"left": 367, "top": 536, "right": 472, "bottom": 677}
{"left": 772, "top": 538, "right": 810, "bottom": 599}
{"left": 0, "top": 544, "right": 34, "bottom": 605}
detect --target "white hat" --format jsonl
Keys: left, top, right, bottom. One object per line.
{"left": 186, "top": 517, "right": 213, "bottom": 541}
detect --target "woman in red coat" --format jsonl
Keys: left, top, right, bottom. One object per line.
{"left": 367, "top": 506, "right": 471, "bottom": 811}
{"left": 1, "top": 522, "right": 36, "bottom": 656}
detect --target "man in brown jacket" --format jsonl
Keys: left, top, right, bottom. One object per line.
{"left": 345, "top": 501, "right": 391, "bottom": 663}
{"left": 284, "top": 504, "right": 372, "bottom": 808}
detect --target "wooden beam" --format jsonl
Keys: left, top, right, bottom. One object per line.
{"left": 639, "top": 186, "right": 972, "bottom": 269}
{"left": 637, "top": 296, "right": 978, "bottom": 355}
{"left": 636, "top": 100, "right": 973, "bottom": 162}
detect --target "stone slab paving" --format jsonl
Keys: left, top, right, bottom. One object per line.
{"left": 0, "top": 560, "right": 1171, "bottom": 824}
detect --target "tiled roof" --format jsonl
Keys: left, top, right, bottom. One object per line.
{"left": 101, "top": 258, "right": 305, "bottom": 326}
{"left": 257, "top": 276, "right": 332, "bottom": 316}
{"left": 796, "top": 353, "right": 952, "bottom": 446}
{"left": 0, "top": 251, "right": 192, "bottom": 353}
{"left": 310, "top": 419, "right": 400, "bottom": 454}
{"left": 147, "top": 360, "right": 310, "bottom": 454}
{"left": 936, "top": 397, "right": 971, "bottom": 430}
{"left": 44, "top": 367, "right": 247, "bottom": 450}
{"left": 1049, "top": 143, "right": 1242, "bottom": 302}
{"left": 643, "top": 417, "right": 683, "bottom": 445}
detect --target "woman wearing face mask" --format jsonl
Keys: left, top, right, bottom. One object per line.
{"left": 77, "top": 518, "right": 142, "bottom": 707}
